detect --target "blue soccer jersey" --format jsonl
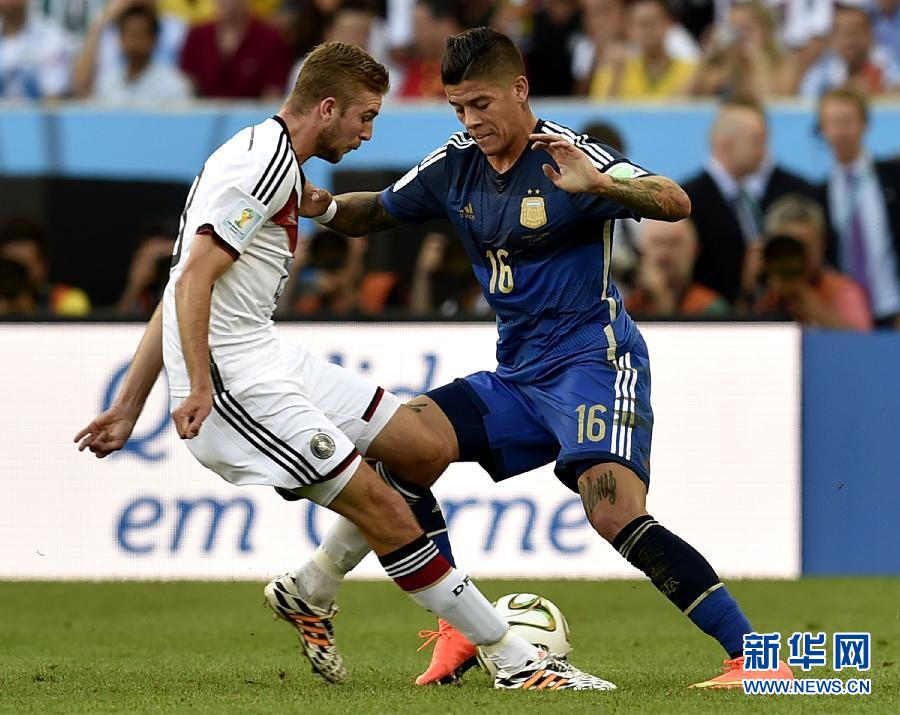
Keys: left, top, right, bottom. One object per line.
{"left": 380, "top": 119, "right": 651, "bottom": 384}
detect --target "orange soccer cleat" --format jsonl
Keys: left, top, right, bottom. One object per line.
{"left": 690, "top": 656, "right": 795, "bottom": 689}
{"left": 415, "top": 619, "right": 478, "bottom": 685}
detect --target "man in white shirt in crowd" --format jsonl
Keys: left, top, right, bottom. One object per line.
{"left": 72, "top": 0, "right": 185, "bottom": 97}
{"left": 0, "top": 0, "right": 73, "bottom": 99}
{"left": 92, "top": 3, "right": 190, "bottom": 101}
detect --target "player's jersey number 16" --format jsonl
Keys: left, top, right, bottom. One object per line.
{"left": 486, "top": 249, "right": 514, "bottom": 294}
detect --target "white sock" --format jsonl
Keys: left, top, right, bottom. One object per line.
{"left": 379, "top": 535, "right": 539, "bottom": 664}
{"left": 293, "top": 516, "right": 370, "bottom": 609}
{"left": 480, "top": 629, "right": 543, "bottom": 674}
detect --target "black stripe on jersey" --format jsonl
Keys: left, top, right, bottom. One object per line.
{"left": 209, "top": 356, "right": 324, "bottom": 484}
{"left": 212, "top": 397, "right": 314, "bottom": 486}
{"left": 171, "top": 166, "right": 205, "bottom": 269}
{"left": 248, "top": 126, "right": 255, "bottom": 151}
{"left": 257, "top": 143, "right": 292, "bottom": 205}
{"left": 251, "top": 131, "right": 288, "bottom": 199}
{"left": 261, "top": 155, "right": 293, "bottom": 205}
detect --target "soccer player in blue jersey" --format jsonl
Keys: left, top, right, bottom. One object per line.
{"left": 297, "top": 27, "right": 794, "bottom": 689}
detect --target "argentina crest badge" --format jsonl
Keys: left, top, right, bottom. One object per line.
{"left": 520, "top": 190, "right": 547, "bottom": 229}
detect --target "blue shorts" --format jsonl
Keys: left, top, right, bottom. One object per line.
{"left": 430, "top": 335, "right": 653, "bottom": 493}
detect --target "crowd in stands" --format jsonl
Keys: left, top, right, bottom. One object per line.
{"left": 2, "top": 0, "right": 900, "bottom": 102}
{"left": 2, "top": 85, "right": 899, "bottom": 327}
{"left": 1, "top": 1, "right": 899, "bottom": 329}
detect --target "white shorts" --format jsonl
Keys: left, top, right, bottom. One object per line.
{"left": 171, "top": 342, "right": 400, "bottom": 506}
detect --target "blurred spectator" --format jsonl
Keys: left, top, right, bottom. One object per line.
{"left": 799, "top": 3, "right": 900, "bottom": 97}
{"left": 81, "top": 4, "right": 191, "bottom": 101}
{"left": 817, "top": 85, "right": 900, "bottom": 327}
{"left": 0, "top": 217, "right": 91, "bottom": 316}
{"left": 683, "top": 97, "right": 815, "bottom": 304}
{"left": 0, "top": 0, "right": 73, "bottom": 99}
{"left": 690, "top": 0, "right": 791, "bottom": 99}
{"left": 397, "top": 0, "right": 463, "bottom": 98}
{"left": 572, "top": 0, "right": 627, "bottom": 94}
{"left": 290, "top": 231, "right": 365, "bottom": 315}
{"left": 179, "top": 0, "right": 292, "bottom": 99}
{"left": 677, "top": 0, "right": 715, "bottom": 41}
{"left": 282, "top": 0, "right": 345, "bottom": 59}
{"left": 490, "top": 0, "right": 530, "bottom": 46}
{"left": 871, "top": 0, "right": 900, "bottom": 65}
{"left": 116, "top": 228, "right": 175, "bottom": 314}
{"left": 574, "top": 0, "right": 699, "bottom": 94}
{"left": 0, "top": 258, "right": 35, "bottom": 315}
{"left": 590, "top": 0, "right": 697, "bottom": 99}
{"left": 526, "top": 0, "right": 582, "bottom": 97}
{"left": 410, "top": 232, "right": 489, "bottom": 316}
{"left": 753, "top": 194, "right": 871, "bottom": 329}
{"left": 715, "top": 0, "right": 833, "bottom": 51}
{"left": 286, "top": 0, "right": 379, "bottom": 96}
{"left": 627, "top": 218, "right": 729, "bottom": 316}
{"left": 73, "top": 0, "right": 186, "bottom": 98}
{"left": 39, "top": 0, "right": 105, "bottom": 39}
{"left": 159, "top": 0, "right": 280, "bottom": 25}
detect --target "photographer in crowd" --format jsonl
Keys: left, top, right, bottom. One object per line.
{"left": 752, "top": 195, "right": 871, "bottom": 330}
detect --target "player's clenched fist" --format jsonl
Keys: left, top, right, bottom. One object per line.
{"left": 172, "top": 390, "right": 212, "bottom": 439}
{"left": 300, "top": 179, "right": 334, "bottom": 219}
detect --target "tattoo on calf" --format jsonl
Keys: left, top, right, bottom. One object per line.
{"left": 405, "top": 402, "right": 429, "bottom": 413}
{"left": 579, "top": 470, "right": 617, "bottom": 515}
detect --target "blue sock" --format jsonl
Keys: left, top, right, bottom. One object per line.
{"left": 687, "top": 586, "right": 753, "bottom": 659}
{"left": 373, "top": 461, "right": 456, "bottom": 567}
{"left": 612, "top": 515, "right": 752, "bottom": 659}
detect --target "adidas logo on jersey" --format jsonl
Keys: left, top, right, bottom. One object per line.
{"left": 459, "top": 203, "right": 475, "bottom": 220}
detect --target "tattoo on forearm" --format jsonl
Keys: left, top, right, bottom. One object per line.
{"left": 579, "top": 470, "right": 617, "bottom": 515}
{"left": 328, "top": 192, "right": 401, "bottom": 236}
{"left": 405, "top": 402, "right": 429, "bottom": 413}
{"left": 604, "top": 176, "right": 688, "bottom": 220}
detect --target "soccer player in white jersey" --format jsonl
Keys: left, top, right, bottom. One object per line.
{"left": 74, "top": 41, "right": 616, "bottom": 692}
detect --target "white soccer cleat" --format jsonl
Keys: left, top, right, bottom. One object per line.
{"left": 264, "top": 573, "right": 348, "bottom": 684}
{"left": 493, "top": 653, "right": 617, "bottom": 691}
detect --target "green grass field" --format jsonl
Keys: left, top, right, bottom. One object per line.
{"left": 1, "top": 579, "right": 896, "bottom": 713}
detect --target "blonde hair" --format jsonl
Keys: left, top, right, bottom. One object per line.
{"left": 288, "top": 41, "right": 389, "bottom": 113}
{"left": 764, "top": 194, "right": 826, "bottom": 237}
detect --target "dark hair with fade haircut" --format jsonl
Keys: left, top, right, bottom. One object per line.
{"left": 441, "top": 27, "right": 525, "bottom": 86}
{"left": 288, "top": 41, "right": 389, "bottom": 113}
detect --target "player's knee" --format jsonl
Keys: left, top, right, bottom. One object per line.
{"left": 398, "top": 429, "right": 453, "bottom": 486}
{"left": 587, "top": 505, "right": 638, "bottom": 543}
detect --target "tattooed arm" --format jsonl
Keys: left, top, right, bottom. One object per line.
{"left": 303, "top": 185, "right": 404, "bottom": 237}
{"left": 592, "top": 174, "right": 692, "bottom": 221}
{"left": 529, "top": 132, "right": 692, "bottom": 221}
{"left": 329, "top": 192, "right": 404, "bottom": 237}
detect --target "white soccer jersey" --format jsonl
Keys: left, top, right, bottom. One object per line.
{"left": 163, "top": 116, "right": 302, "bottom": 397}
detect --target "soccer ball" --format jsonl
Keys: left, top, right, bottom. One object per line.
{"left": 477, "top": 593, "right": 572, "bottom": 677}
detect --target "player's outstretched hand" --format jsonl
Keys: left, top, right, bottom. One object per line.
{"left": 172, "top": 390, "right": 212, "bottom": 439}
{"left": 529, "top": 133, "right": 607, "bottom": 195}
{"left": 300, "top": 180, "right": 334, "bottom": 219}
{"left": 74, "top": 404, "right": 139, "bottom": 458}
